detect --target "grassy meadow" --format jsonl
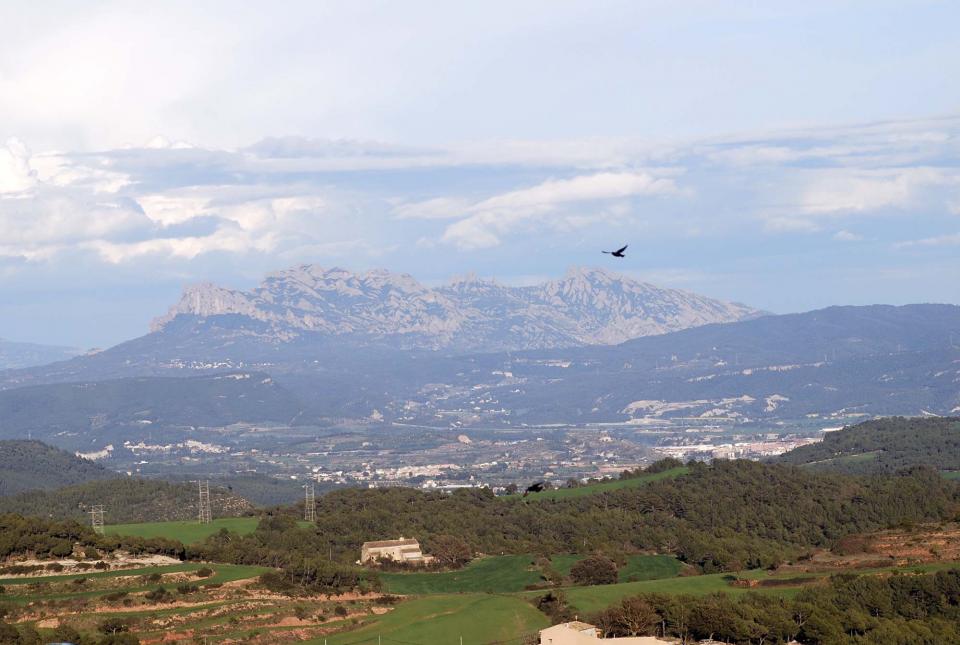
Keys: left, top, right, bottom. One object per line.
{"left": 103, "top": 517, "right": 314, "bottom": 543}
{"left": 318, "top": 593, "right": 548, "bottom": 645}
{"left": 380, "top": 554, "right": 542, "bottom": 594}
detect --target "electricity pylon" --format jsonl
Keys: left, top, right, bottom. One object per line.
{"left": 304, "top": 483, "right": 316, "bottom": 522}
{"left": 192, "top": 480, "right": 212, "bottom": 524}
{"left": 89, "top": 505, "right": 105, "bottom": 535}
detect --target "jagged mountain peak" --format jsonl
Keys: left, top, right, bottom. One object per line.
{"left": 150, "top": 264, "right": 762, "bottom": 352}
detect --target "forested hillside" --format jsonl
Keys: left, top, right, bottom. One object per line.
{"left": 778, "top": 416, "right": 960, "bottom": 474}
{"left": 0, "top": 440, "right": 117, "bottom": 496}
{"left": 0, "top": 478, "right": 254, "bottom": 523}
{"left": 311, "top": 460, "right": 959, "bottom": 572}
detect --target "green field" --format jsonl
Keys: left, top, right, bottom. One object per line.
{"left": 942, "top": 471, "right": 960, "bottom": 480}
{"left": 318, "top": 594, "right": 548, "bottom": 645}
{"left": 104, "top": 517, "right": 261, "bottom": 543}
{"left": 381, "top": 555, "right": 542, "bottom": 594}
{"left": 550, "top": 554, "right": 683, "bottom": 583}
{"left": 103, "top": 517, "right": 314, "bottom": 543}
{"left": 524, "top": 467, "right": 689, "bottom": 500}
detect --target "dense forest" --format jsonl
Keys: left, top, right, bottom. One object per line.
{"left": 0, "top": 478, "right": 253, "bottom": 523}
{"left": 308, "top": 460, "right": 959, "bottom": 572}
{"left": 572, "top": 569, "right": 960, "bottom": 644}
{"left": 0, "top": 440, "right": 116, "bottom": 497}
{"left": 778, "top": 417, "right": 960, "bottom": 474}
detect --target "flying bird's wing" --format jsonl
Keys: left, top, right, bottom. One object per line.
{"left": 616, "top": 245, "right": 628, "bottom": 254}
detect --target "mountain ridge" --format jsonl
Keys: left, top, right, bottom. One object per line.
{"left": 149, "top": 264, "right": 762, "bottom": 352}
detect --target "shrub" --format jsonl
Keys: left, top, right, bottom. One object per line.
{"left": 98, "top": 617, "right": 131, "bottom": 634}
{"left": 570, "top": 555, "right": 618, "bottom": 586}
{"left": 334, "top": 604, "right": 348, "bottom": 617}
{"left": 195, "top": 567, "right": 214, "bottom": 578}
{"left": 144, "top": 587, "right": 172, "bottom": 603}
{"left": 176, "top": 584, "right": 199, "bottom": 595}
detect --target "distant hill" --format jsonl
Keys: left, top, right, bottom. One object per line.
{"left": 0, "top": 304, "right": 957, "bottom": 435}
{"left": 0, "top": 477, "right": 254, "bottom": 523}
{"left": 0, "top": 371, "right": 302, "bottom": 446}
{"left": 0, "top": 338, "right": 80, "bottom": 370}
{"left": 0, "top": 440, "right": 118, "bottom": 496}
{"left": 777, "top": 416, "right": 960, "bottom": 474}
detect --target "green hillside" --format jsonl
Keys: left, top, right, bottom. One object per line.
{"left": 526, "top": 466, "right": 689, "bottom": 500}
{"left": 0, "top": 478, "right": 254, "bottom": 523}
{"left": 0, "top": 440, "right": 117, "bottom": 497}
{"left": 380, "top": 555, "right": 542, "bottom": 594}
{"left": 778, "top": 416, "right": 960, "bottom": 474}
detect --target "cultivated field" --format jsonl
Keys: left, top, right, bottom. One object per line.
{"left": 317, "top": 594, "right": 548, "bottom": 645}
{"left": 549, "top": 554, "right": 683, "bottom": 582}
{"left": 104, "top": 517, "right": 313, "bottom": 543}
{"left": 104, "top": 517, "right": 261, "bottom": 543}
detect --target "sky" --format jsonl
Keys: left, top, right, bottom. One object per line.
{"left": 1, "top": 0, "right": 959, "bottom": 348}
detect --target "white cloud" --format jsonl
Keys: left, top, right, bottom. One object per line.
{"left": 441, "top": 171, "right": 676, "bottom": 249}
{"left": 833, "top": 230, "right": 863, "bottom": 242}
{"left": 895, "top": 232, "right": 960, "bottom": 249}
{"left": 393, "top": 197, "right": 470, "bottom": 220}
{"left": 0, "top": 138, "right": 37, "bottom": 194}
{"left": 797, "top": 168, "right": 957, "bottom": 215}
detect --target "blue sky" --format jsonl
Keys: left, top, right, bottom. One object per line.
{"left": 0, "top": 1, "right": 958, "bottom": 348}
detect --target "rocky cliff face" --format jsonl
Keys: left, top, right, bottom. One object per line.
{"left": 151, "top": 265, "right": 761, "bottom": 352}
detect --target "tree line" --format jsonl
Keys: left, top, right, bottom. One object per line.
{"left": 573, "top": 568, "right": 960, "bottom": 644}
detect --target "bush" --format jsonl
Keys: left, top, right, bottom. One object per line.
{"left": 195, "top": 567, "right": 214, "bottom": 578}
{"left": 144, "top": 587, "right": 172, "bottom": 603}
{"left": 45, "top": 562, "right": 65, "bottom": 572}
{"left": 570, "top": 555, "right": 618, "bottom": 586}
{"left": 104, "top": 591, "right": 129, "bottom": 602}
{"left": 98, "top": 617, "right": 131, "bottom": 634}
{"left": 176, "top": 584, "right": 199, "bottom": 595}
{"left": 51, "top": 625, "right": 82, "bottom": 644}
{"left": 0, "top": 621, "right": 19, "bottom": 645}
{"left": 334, "top": 604, "right": 348, "bottom": 617}
{"left": 94, "top": 561, "right": 110, "bottom": 570}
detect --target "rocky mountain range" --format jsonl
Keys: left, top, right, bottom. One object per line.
{"left": 150, "top": 265, "right": 762, "bottom": 353}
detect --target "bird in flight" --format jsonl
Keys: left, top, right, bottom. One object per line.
{"left": 603, "top": 244, "right": 628, "bottom": 258}
{"left": 522, "top": 481, "right": 546, "bottom": 497}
